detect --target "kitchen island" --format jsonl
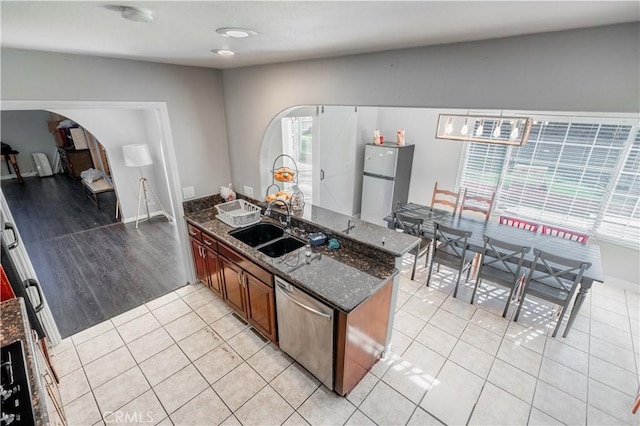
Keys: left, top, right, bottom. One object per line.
{"left": 184, "top": 195, "right": 418, "bottom": 396}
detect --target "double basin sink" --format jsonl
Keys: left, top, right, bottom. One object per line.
{"left": 229, "top": 222, "right": 306, "bottom": 258}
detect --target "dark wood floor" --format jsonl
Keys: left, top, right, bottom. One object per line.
{"left": 3, "top": 175, "right": 186, "bottom": 338}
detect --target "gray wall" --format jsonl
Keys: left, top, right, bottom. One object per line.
{"left": 0, "top": 110, "right": 57, "bottom": 177}
{"left": 221, "top": 23, "right": 640, "bottom": 283}
{"left": 1, "top": 48, "right": 231, "bottom": 200}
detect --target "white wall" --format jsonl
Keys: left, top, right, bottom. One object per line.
{"left": 1, "top": 49, "right": 231, "bottom": 200}
{"left": 376, "top": 107, "right": 465, "bottom": 206}
{"left": 0, "top": 110, "right": 57, "bottom": 177}
{"left": 222, "top": 23, "right": 640, "bottom": 283}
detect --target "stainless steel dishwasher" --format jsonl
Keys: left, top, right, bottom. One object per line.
{"left": 275, "top": 277, "right": 334, "bottom": 389}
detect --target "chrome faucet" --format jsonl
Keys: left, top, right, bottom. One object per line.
{"left": 265, "top": 199, "right": 292, "bottom": 228}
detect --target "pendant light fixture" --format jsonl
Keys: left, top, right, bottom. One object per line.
{"left": 460, "top": 118, "right": 469, "bottom": 136}
{"left": 436, "top": 113, "right": 533, "bottom": 146}
{"left": 509, "top": 120, "right": 519, "bottom": 140}
{"left": 492, "top": 120, "right": 502, "bottom": 138}
{"left": 445, "top": 117, "right": 454, "bottom": 135}
{"left": 475, "top": 119, "right": 485, "bottom": 137}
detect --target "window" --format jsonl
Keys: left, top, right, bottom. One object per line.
{"left": 457, "top": 116, "right": 639, "bottom": 248}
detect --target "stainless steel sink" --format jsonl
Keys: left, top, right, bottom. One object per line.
{"left": 228, "top": 222, "right": 284, "bottom": 247}
{"left": 258, "top": 236, "right": 306, "bottom": 258}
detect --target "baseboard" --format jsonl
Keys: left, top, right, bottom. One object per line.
{"left": 122, "top": 210, "right": 172, "bottom": 224}
{"left": 1, "top": 172, "right": 38, "bottom": 180}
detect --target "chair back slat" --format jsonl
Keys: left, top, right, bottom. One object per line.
{"left": 433, "top": 222, "right": 471, "bottom": 264}
{"left": 459, "top": 188, "right": 495, "bottom": 221}
{"left": 541, "top": 224, "right": 589, "bottom": 243}
{"left": 499, "top": 216, "right": 539, "bottom": 232}
{"left": 394, "top": 212, "right": 423, "bottom": 237}
{"left": 479, "top": 235, "right": 530, "bottom": 277}
{"left": 431, "top": 182, "right": 460, "bottom": 214}
{"left": 527, "top": 249, "right": 591, "bottom": 293}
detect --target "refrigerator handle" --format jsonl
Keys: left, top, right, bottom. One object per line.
{"left": 320, "top": 169, "right": 325, "bottom": 180}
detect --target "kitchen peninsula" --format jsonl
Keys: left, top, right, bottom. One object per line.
{"left": 184, "top": 195, "right": 418, "bottom": 396}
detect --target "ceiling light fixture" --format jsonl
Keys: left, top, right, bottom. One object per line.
{"left": 212, "top": 49, "right": 235, "bottom": 57}
{"left": 216, "top": 27, "right": 258, "bottom": 38}
{"left": 120, "top": 6, "right": 154, "bottom": 23}
{"left": 436, "top": 113, "right": 533, "bottom": 146}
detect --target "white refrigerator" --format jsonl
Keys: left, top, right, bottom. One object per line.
{"left": 360, "top": 143, "right": 415, "bottom": 226}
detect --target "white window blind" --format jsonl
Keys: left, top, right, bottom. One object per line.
{"left": 457, "top": 116, "right": 639, "bottom": 249}
{"left": 597, "top": 129, "right": 640, "bottom": 246}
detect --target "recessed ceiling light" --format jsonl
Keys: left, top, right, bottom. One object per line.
{"left": 212, "top": 49, "right": 235, "bottom": 57}
{"left": 121, "top": 6, "right": 154, "bottom": 23}
{"left": 216, "top": 27, "right": 257, "bottom": 38}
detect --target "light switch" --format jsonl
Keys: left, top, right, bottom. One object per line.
{"left": 182, "top": 186, "right": 195, "bottom": 199}
{"left": 244, "top": 186, "right": 254, "bottom": 197}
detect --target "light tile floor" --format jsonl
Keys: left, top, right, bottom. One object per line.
{"left": 55, "top": 258, "right": 640, "bottom": 425}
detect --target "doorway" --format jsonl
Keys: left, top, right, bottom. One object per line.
{"left": 1, "top": 101, "right": 191, "bottom": 340}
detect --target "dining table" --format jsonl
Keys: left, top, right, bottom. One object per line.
{"left": 384, "top": 203, "right": 604, "bottom": 336}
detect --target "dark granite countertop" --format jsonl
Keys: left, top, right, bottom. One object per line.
{"left": 185, "top": 207, "right": 407, "bottom": 312}
{"left": 295, "top": 204, "right": 420, "bottom": 257}
{"left": 1, "top": 298, "right": 49, "bottom": 426}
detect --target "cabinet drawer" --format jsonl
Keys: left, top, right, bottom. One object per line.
{"left": 219, "top": 243, "right": 273, "bottom": 287}
{"left": 187, "top": 224, "right": 202, "bottom": 240}
{"left": 202, "top": 233, "right": 218, "bottom": 252}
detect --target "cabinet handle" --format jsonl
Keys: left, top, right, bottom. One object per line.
{"left": 4, "top": 222, "right": 19, "bottom": 249}
{"left": 189, "top": 231, "right": 197, "bottom": 237}
{"left": 24, "top": 278, "right": 44, "bottom": 313}
{"left": 204, "top": 240, "right": 212, "bottom": 246}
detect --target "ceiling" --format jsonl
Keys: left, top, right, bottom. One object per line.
{"left": 1, "top": 1, "right": 638, "bottom": 69}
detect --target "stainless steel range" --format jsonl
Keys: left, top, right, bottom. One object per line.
{"left": 1, "top": 341, "right": 35, "bottom": 425}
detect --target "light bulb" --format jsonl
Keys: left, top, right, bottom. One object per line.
{"left": 445, "top": 119, "right": 453, "bottom": 135}
{"left": 510, "top": 121, "right": 519, "bottom": 140}
{"left": 475, "top": 120, "right": 484, "bottom": 137}
{"left": 493, "top": 121, "right": 502, "bottom": 138}
{"left": 460, "top": 119, "right": 469, "bottom": 136}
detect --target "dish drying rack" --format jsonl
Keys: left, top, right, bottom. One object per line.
{"left": 215, "top": 199, "right": 261, "bottom": 228}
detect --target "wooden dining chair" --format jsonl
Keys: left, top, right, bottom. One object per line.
{"left": 471, "top": 235, "right": 531, "bottom": 317}
{"left": 540, "top": 224, "right": 590, "bottom": 243}
{"left": 426, "top": 222, "right": 474, "bottom": 298}
{"left": 431, "top": 182, "right": 460, "bottom": 214}
{"left": 514, "top": 249, "right": 591, "bottom": 338}
{"left": 393, "top": 212, "right": 431, "bottom": 280}
{"left": 459, "top": 188, "right": 496, "bottom": 221}
{"left": 499, "top": 216, "right": 540, "bottom": 232}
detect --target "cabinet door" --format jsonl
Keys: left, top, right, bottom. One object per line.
{"left": 244, "top": 273, "right": 276, "bottom": 342}
{"left": 190, "top": 238, "right": 207, "bottom": 285}
{"left": 220, "top": 256, "right": 245, "bottom": 315}
{"left": 204, "top": 246, "right": 222, "bottom": 298}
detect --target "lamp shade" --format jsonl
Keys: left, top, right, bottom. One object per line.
{"left": 123, "top": 144, "right": 153, "bottom": 167}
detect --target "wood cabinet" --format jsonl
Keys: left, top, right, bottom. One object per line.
{"left": 244, "top": 271, "right": 277, "bottom": 342}
{"left": 187, "top": 222, "right": 277, "bottom": 343}
{"left": 219, "top": 255, "right": 245, "bottom": 314}
{"left": 188, "top": 224, "right": 222, "bottom": 298}
{"left": 218, "top": 242, "right": 277, "bottom": 342}
{"left": 334, "top": 278, "right": 393, "bottom": 396}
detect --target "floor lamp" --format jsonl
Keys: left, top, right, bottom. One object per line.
{"left": 122, "top": 144, "right": 173, "bottom": 229}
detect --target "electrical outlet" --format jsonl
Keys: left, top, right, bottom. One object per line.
{"left": 244, "top": 185, "right": 254, "bottom": 197}
{"left": 182, "top": 186, "right": 195, "bottom": 199}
